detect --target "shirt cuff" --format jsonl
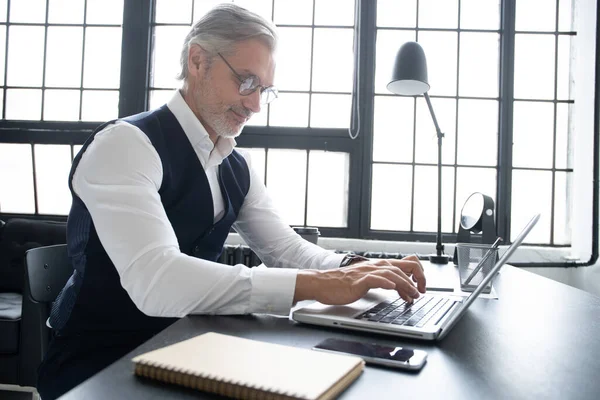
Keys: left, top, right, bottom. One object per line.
{"left": 321, "top": 252, "right": 347, "bottom": 270}
{"left": 249, "top": 266, "right": 298, "bottom": 315}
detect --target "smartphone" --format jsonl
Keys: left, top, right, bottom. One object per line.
{"left": 313, "top": 337, "right": 427, "bottom": 371}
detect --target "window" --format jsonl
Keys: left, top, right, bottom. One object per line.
{"left": 149, "top": 0, "right": 356, "bottom": 229}
{"left": 0, "top": 0, "right": 597, "bottom": 267}
{"left": 0, "top": 0, "right": 123, "bottom": 214}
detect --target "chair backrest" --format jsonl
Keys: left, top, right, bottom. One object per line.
{"left": 18, "top": 243, "right": 72, "bottom": 387}
{"left": 25, "top": 244, "right": 72, "bottom": 303}
{"left": 0, "top": 218, "right": 67, "bottom": 293}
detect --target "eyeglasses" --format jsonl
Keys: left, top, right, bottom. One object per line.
{"left": 217, "top": 52, "right": 278, "bottom": 105}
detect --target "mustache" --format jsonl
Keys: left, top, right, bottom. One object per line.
{"left": 230, "top": 106, "right": 253, "bottom": 119}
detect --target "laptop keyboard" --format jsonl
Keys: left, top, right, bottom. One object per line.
{"left": 356, "top": 295, "right": 455, "bottom": 328}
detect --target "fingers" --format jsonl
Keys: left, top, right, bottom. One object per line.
{"left": 359, "top": 268, "right": 419, "bottom": 303}
{"left": 380, "top": 269, "right": 421, "bottom": 302}
{"left": 387, "top": 258, "right": 427, "bottom": 293}
{"left": 358, "top": 274, "right": 396, "bottom": 291}
{"left": 359, "top": 273, "right": 414, "bottom": 304}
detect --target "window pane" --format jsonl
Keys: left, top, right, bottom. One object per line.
{"left": 0, "top": 26, "right": 5, "bottom": 86}
{"left": 239, "top": 147, "right": 265, "bottom": 185}
{"left": 457, "top": 99, "right": 498, "bottom": 166}
{"left": 418, "top": 0, "right": 458, "bottom": 29}
{"left": 193, "top": 0, "right": 227, "bottom": 22}
{"left": 34, "top": 144, "right": 72, "bottom": 215}
{"left": 269, "top": 92, "right": 309, "bottom": 127}
{"left": 514, "top": 34, "right": 555, "bottom": 100}
{"left": 73, "top": 144, "right": 83, "bottom": 159}
{"left": 7, "top": 26, "right": 45, "bottom": 87}
{"left": 5, "top": 89, "right": 42, "bottom": 120}
{"left": 155, "top": 0, "right": 192, "bottom": 24}
{"left": 555, "top": 103, "right": 572, "bottom": 169}
{"left": 234, "top": 0, "right": 273, "bottom": 21}
{"left": 413, "top": 165, "right": 455, "bottom": 233}
{"left": 511, "top": 170, "right": 552, "bottom": 244}
{"left": 81, "top": 90, "right": 118, "bottom": 121}
{"left": 417, "top": 32, "right": 458, "bottom": 97}
{"left": 151, "top": 26, "right": 190, "bottom": 89}
{"left": 370, "top": 164, "right": 412, "bottom": 231}
{"left": 307, "top": 150, "right": 349, "bottom": 227}
{"left": 274, "top": 27, "right": 312, "bottom": 91}
{"left": 558, "top": 0, "right": 573, "bottom": 31}
{"left": 312, "top": 28, "right": 353, "bottom": 92}
{"left": 83, "top": 27, "right": 122, "bottom": 88}
{"left": 377, "top": 0, "right": 416, "bottom": 28}
{"left": 554, "top": 171, "right": 572, "bottom": 245}
{"left": 458, "top": 32, "right": 499, "bottom": 98}
{"left": 10, "top": 0, "right": 46, "bottom": 23}
{"left": 48, "top": 0, "right": 84, "bottom": 24}
{"left": 274, "top": 0, "right": 312, "bottom": 25}
{"left": 85, "top": 0, "right": 123, "bottom": 25}
{"left": 266, "top": 149, "right": 307, "bottom": 225}
{"left": 455, "top": 167, "right": 496, "bottom": 229}
{"left": 556, "top": 35, "right": 574, "bottom": 100}
{"left": 373, "top": 96, "right": 414, "bottom": 163}
{"left": 310, "top": 94, "right": 351, "bottom": 128}
{"left": 460, "top": 0, "right": 500, "bottom": 30}
{"left": 515, "top": 0, "right": 556, "bottom": 32}
{"left": 0, "top": 0, "right": 6, "bottom": 22}
{"left": 44, "top": 89, "right": 80, "bottom": 121}
{"left": 0, "top": 144, "right": 35, "bottom": 213}
{"left": 512, "top": 101, "right": 554, "bottom": 169}
{"left": 149, "top": 89, "right": 173, "bottom": 111}
{"left": 314, "top": 0, "right": 354, "bottom": 26}
{"left": 45, "top": 26, "right": 84, "bottom": 88}
{"left": 375, "top": 30, "right": 416, "bottom": 94}
{"left": 415, "top": 97, "right": 456, "bottom": 165}
{"left": 245, "top": 104, "right": 267, "bottom": 126}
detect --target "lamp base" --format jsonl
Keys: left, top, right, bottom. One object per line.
{"left": 429, "top": 253, "right": 450, "bottom": 265}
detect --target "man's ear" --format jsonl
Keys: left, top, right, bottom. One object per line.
{"left": 187, "top": 44, "right": 206, "bottom": 77}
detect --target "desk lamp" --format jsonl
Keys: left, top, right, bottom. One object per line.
{"left": 387, "top": 41, "right": 449, "bottom": 264}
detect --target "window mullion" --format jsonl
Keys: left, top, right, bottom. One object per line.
{"left": 357, "top": 0, "right": 377, "bottom": 239}
{"left": 118, "top": 0, "right": 154, "bottom": 117}
{"left": 497, "top": 0, "right": 517, "bottom": 242}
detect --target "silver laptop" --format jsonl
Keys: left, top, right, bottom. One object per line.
{"left": 292, "top": 214, "right": 540, "bottom": 341}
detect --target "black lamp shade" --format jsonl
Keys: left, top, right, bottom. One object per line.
{"left": 387, "top": 41, "right": 430, "bottom": 96}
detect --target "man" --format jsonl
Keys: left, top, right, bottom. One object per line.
{"left": 37, "top": 4, "right": 426, "bottom": 399}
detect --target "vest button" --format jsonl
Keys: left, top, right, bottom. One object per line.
{"left": 194, "top": 246, "right": 200, "bottom": 254}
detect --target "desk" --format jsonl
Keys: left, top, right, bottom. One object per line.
{"left": 60, "top": 266, "right": 600, "bottom": 400}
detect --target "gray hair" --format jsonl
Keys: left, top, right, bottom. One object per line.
{"left": 177, "top": 3, "right": 278, "bottom": 81}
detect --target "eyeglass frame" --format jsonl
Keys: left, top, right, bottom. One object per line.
{"left": 217, "top": 52, "right": 278, "bottom": 105}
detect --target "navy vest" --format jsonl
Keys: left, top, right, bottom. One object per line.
{"left": 49, "top": 105, "right": 250, "bottom": 334}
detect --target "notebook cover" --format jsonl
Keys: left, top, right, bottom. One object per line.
{"left": 132, "top": 332, "right": 365, "bottom": 400}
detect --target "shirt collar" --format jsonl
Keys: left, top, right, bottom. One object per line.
{"left": 166, "top": 90, "right": 236, "bottom": 167}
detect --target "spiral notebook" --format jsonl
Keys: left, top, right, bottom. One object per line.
{"left": 132, "top": 332, "right": 365, "bottom": 400}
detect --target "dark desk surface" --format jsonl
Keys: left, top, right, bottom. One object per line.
{"left": 60, "top": 266, "right": 600, "bottom": 400}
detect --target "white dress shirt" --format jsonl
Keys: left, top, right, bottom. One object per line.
{"left": 72, "top": 90, "right": 345, "bottom": 318}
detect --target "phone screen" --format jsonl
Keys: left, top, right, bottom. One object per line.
{"left": 314, "top": 338, "right": 419, "bottom": 363}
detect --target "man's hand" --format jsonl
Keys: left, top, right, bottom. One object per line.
{"left": 293, "top": 255, "right": 426, "bottom": 305}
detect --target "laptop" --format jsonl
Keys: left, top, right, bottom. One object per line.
{"left": 292, "top": 214, "right": 540, "bottom": 341}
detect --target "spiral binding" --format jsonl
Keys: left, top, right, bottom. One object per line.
{"left": 134, "top": 361, "right": 300, "bottom": 400}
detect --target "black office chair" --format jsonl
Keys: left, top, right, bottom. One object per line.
{"left": 19, "top": 244, "right": 72, "bottom": 387}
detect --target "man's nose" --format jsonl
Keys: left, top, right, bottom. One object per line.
{"left": 242, "top": 90, "right": 262, "bottom": 114}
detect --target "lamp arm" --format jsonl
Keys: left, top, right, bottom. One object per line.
{"left": 423, "top": 92, "right": 447, "bottom": 262}
{"left": 423, "top": 92, "right": 443, "bottom": 140}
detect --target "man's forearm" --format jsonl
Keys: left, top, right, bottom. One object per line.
{"left": 293, "top": 269, "right": 321, "bottom": 303}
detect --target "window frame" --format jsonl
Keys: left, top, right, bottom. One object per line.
{"left": 0, "top": 0, "right": 597, "bottom": 268}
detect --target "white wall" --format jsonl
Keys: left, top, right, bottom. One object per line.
{"left": 532, "top": 0, "right": 600, "bottom": 297}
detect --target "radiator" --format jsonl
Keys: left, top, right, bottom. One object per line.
{"left": 219, "top": 245, "right": 430, "bottom": 268}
